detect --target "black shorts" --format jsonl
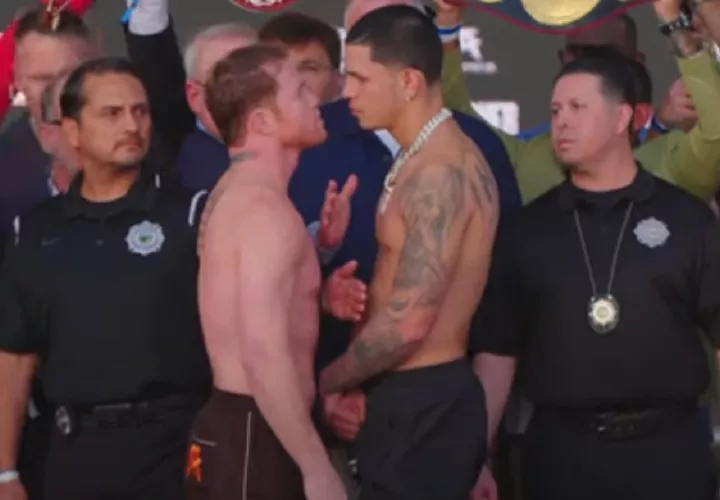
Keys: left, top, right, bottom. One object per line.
{"left": 184, "top": 389, "right": 304, "bottom": 500}
{"left": 356, "top": 359, "right": 487, "bottom": 500}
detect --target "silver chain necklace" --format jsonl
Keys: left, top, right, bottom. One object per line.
{"left": 377, "top": 107, "right": 452, "bottom": 213}
{"left": 573, "top": 201, "right": 634, "bottom": 335}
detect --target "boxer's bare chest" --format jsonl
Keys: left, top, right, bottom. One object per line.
{"left": 288, "top": 240, "right": 322, "bottom": 351}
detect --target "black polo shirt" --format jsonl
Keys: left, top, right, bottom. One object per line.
{"left": 471, "top": 168, "right": 720, "bottom": 409}
{"left": 0, "top": 171, "right": 211, "bottom": 405}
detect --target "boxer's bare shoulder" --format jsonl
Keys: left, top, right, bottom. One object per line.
{"left": 401, "top": 133, "right": 498, "bottom": 222}
{"left": 366, "top": 129, "right": 499, "bottom": 370}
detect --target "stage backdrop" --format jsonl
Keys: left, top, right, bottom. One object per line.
{"left": 0, "top": 1, "right": 678, "bottom": 134}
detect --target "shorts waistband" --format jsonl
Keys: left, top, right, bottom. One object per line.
{"left": 208, "top": 387, "right": 259, "bottom": 412}
{"left": 367, "top": 358, "right": 476, "bottom": 400}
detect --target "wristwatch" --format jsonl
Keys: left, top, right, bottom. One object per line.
{"left": 659, "top": 12, "right": 693, "bottom": 37}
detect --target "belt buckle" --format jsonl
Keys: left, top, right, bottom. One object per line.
{"left": 592, "top": 413, "right": 637, "bottom": 441}
{"left": 591, "top": 413, "right": 616, "bottom": 439}
{"left": 54, "top": 406, "right": 73, "bottom": 436}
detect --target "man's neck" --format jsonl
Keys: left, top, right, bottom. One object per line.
{"left": 388, "top": 94, "right": 446, "bottom": 150}
{"left": 80, "top": 164, "right": 141, "bottom": 202}
{"left": 570, "top": 146, "right": 638, "bottom": 192}
{"left": 227, "top": 141, "right": 299, "bottom": 192}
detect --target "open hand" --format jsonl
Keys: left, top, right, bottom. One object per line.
{"left": 322, "top": 261, "right": 367, "bottom": 322}
{"left": 318, "top": 175, "right": 358, "bottom": 251}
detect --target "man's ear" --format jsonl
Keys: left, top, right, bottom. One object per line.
{"left": 398, "top": 67, "right": 425, "bottom": 103}
{"left": 245, "top": 106, "right": 279, "bottom": 138}
{"left": 61, "top": 117, "right": 80, "bottom": 150}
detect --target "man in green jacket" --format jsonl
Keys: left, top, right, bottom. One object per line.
{"left": 441, "top": 0, "right": 720, "bottom": 205}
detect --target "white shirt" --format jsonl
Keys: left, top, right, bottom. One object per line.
{"left": 373, "top": 129, "right": 401, "bottom": 158}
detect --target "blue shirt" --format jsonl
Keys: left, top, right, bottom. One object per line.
{"left": 175, "top": 125, "right": 228, "bottom": 192}
{"left": 289, "top": 99, "right": 522, "bottom": 369}
{"left": 0, "top": 117, "right": 52, "bottom": 254}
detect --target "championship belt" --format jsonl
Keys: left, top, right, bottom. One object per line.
{"left": 456, "top": 0, "right": 654, "bottom": 34}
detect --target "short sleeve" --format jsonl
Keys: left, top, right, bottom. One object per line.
{"left": 0, "top": 220, "right": 39, "bottom": 353}
{"left": 469, "top": 222, "right": 528, "bottom": 356}
{"left": 188, "top": 189, "right": 209, "bottom": 228}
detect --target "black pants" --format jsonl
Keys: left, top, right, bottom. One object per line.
{"left": 42, "top": 405, "right": 197, "bottom": 500}
{"left": 356, "top": 360, "right": 487, "bottom": 500}
{"left": 18, "top": 415, "right": 51, "bottom": 500}
{"left": 493, "top": 433, "right": 524, "bottom": 500}
{"left": 19, "top": 382, "right": 52, "bottom": 499}
{"left": 522, "top": 408, "right": 717, "bottom": 500}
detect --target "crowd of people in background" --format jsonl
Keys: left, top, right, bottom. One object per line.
{"left": 0, "top": 0, "right": 720, "bottom": 499}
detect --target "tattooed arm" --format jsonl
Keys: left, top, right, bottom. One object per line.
{"left": 319, "top": 162, "right": 474, "bottom": 395}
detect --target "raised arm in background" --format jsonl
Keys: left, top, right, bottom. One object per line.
{"left": 637, "top": 0, "right": 720, "bottom": 202}
{"left": 122, "top": 0, "right": 194, "bottom": 160}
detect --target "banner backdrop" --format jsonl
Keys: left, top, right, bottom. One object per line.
{"left": 0, "top": 1, "right": 678, "bottom": 133}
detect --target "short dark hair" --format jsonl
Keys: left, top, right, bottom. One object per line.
{"left": 556, "top": 54, "right": 638, "bottom": 109}
{"left": 60, "top": 57, "right": 145, "bottom": 120}
{"left": 258, "top": 13, "right": 341, "bottom": 70}
{"left": 205, "top": 44, "right": 287, "bottom": 146}
{"left": 15, "top": 6, "right": 91, "bottom": 42}
{"left": 563, "top": 44, "right": 624, "bottom": 63}
{"left": 345, "top": 5, "right": 442, "bottom": 86}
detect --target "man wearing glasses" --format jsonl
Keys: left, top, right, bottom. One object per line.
{"left": 259, "top": 12, "right": 343, "bottom": 104}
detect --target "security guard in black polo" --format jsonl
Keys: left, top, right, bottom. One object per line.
{"left": 0, "top": 58, "right": 210, "bottom": 500}
{"left": 471, "top": 55, "right": 720, "bottom": 500}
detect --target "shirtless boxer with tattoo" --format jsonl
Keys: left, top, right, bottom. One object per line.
{"left": 318, "top": 6, "right": 499, "bottom": 500}
{"left": 184, "top": 44, "right": 346, "bottom": 500}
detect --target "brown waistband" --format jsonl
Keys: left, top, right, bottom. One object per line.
{"left": 206, "top": 387, "right": 260, "bottom": 413}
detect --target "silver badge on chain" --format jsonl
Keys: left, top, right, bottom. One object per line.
{"left": 574, "top": 202, "right": 634, "bottom": 336}
{"left": 587, "top": 294, "right": 620, "bottom": 335}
